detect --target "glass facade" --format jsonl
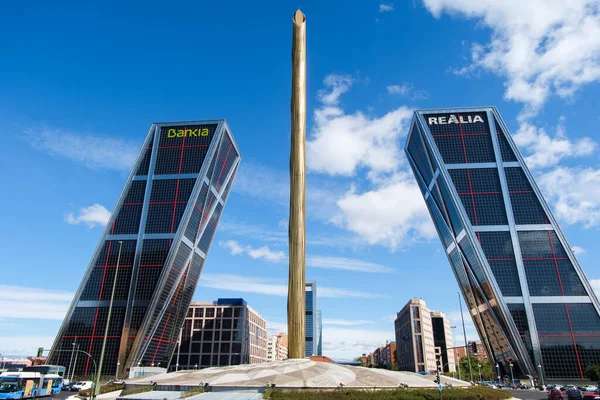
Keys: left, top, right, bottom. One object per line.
{"left": 305, "top": 282, "right": 318, "bottom": 357}
{"left": 406, "top": 108, "right": 600, "bottom": 381}
{"left": 48, "top": 121, "right": 241, "bottom": 377}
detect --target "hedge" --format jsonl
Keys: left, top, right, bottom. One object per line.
{"left": 264, "top": 386, "right": 512, "bottom": 400}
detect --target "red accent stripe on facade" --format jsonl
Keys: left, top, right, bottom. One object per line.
{"left": 63, "top": 335, "right": 120, "bottom": 339}
{"left": 85, "top": 308, "right": 100, "bottom": 375}
{"left": 466, "top": 170, "right": 479, "bottom": 225}
{"left": 151, "top": 313, "right": 171, "bottom": 364}
{"left": 194, "top": 205, "right": 203, "bottom": 213}
{"left": 149, "top": 201, "right": 188, "bottom": 205}
{"left": 431, "top": 133, "right": 489, "bottom": 137}
{"left": 547, "top": 231, "right": 584, "bottom": 379}
{"left": 170, "top": 180, "right": 180, "bottom": 233}
{"left": 158, "top": 144, "right": 208, "bottom": 149}
{"left": 214, "top": 143, "right": 233, "bottom": 189}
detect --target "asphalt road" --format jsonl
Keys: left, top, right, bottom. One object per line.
{"left": 507, "top": 389, "right": 548, "bottom": 400}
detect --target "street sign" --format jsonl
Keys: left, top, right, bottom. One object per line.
{"left": 438, "top": 384, "right": 443, "bottom": 391}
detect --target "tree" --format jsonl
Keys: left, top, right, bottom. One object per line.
{"left": 456, "top": 357, "right": 495, "bottom": 382}
{"left": 353, "top": 356, "right": 364, "bottom": 367}
{"left": 585, "top": 364, "right": 600, "bottom": 385}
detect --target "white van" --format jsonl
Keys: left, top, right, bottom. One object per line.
{"left": 72, "top": 381, "right": 94, "bottom": 391}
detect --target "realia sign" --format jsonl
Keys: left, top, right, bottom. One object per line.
{"left": 427, "top": 114, "right": 484, "bottom": 125}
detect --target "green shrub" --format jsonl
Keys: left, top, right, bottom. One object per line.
{"left": 181, "top": 387, "right": 204, "bottom": 398}
{"left": 120, "top": 385, "right": 155, "bottom": 396}
{"left": 264, "top": 386, "right": 512, "bottom": 400}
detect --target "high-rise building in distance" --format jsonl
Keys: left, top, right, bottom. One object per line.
{"left": 394, "top": 298, "right": 437, "bottom": 373}
{"left": 430, "top": 311, "right": 456, "bottom": 373}
{"left": 48, "top": 120, "right": 240, "bottom": 377}
{"left": 316, "top": 310, "right": 323, "bottom": 356}
{"left": 305, "top": 282, "right": 317, "bottom": 357}
{"left": 175, "top": 299, "right": 266, "bottom": 369}
{"left": 405, "top": 107, "right": 600, "bottom": 380}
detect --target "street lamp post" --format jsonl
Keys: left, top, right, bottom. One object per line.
{"left": 478, "top": 364, "right": 482, "bottom": 382}
{"left": 95, "top": 240, "right": 123, "bottom": 396}
{"left": 496, "top": 363, "right": 501, "bottom": 387}
{"left": 71, "top": 344, "right": 80, "bottom": 382}
{"left": 509, "top": 362, "right": 514, "bottom": 386}
{"left": 67, "top": 342, "right": 75, "bottom": 381}
{"left": 115, "top": 362, "right": 120, "bottom": 381}
{"left": 538, "top": 364, "right": 544, "bottom": 388}
{"left": 458, "top": 292, "right": 473, "bottom": 382}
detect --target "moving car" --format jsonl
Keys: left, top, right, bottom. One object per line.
{"left": 549, "top": 389, "right": 564, "bottom": 400}
{"left": 71, "top": 381, "right": 94, "bottom": 392}
{"left": 567, "top": 388, "right": 583, "bottom": 400}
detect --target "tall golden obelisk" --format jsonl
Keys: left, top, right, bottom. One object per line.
{"left": 288, "top": 9, "right": 306, "bottom": 359}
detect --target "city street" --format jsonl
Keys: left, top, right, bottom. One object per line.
{"left": 507, "top": 389, "right": 547, "bottom": 400}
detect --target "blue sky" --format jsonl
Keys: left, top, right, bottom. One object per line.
{"left": 1, "top": 0, "right": 600, "bottom": 361}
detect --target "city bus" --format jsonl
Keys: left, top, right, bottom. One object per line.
{"left": 0, "top": 372, "right": 62, "bottom": 399}
{"left": 21, "top": 366, "right": 65, "bottom": 379}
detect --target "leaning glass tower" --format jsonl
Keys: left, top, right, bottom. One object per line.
{"left": 48, "top": 120, "right": 240, "bottom": 377}
{"left": 405, "top": 107, "right": 600, "bottom": 381}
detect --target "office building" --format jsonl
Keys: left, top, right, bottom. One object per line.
{"left": 267, "top": 334, "right": 288, "bottom": 362}
{"left": 394, "top": 298, "right": 437, "bottom": 373}
{"left": 49, "top": 121, "right": 240, "bottom": 377}
{"left": 431, "top": 311, "right": 456, "bottom": 373}
{"left": 173, "top": 298, "right": 266, "bottom": 369}
{"left": 405, "top": 107, "right": 600, "bottom": 380}
{"left": 454, "top": 341, "right": 488, "bottom": 365}
{"left": 316, "top": 310, "right": 323, "bottom": 356}
{"left": 305, "top": 282, "right": 318, "bottom": 357}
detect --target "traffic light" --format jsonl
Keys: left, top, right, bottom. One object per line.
{"left": 434, "top": 370, "right": 441, "bottom": 384}
{"left": 36, "top": 347, "right": 44, "bottom": 357}
{"left": 470, "top": 342, "right": 478, "bottom": 354}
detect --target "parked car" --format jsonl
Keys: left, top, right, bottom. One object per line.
{"left": 72, "top": 381, "right": 94, "bottom": 392}
{"left": 567, "top": 388, "right": 583, "bottom": 400}
{"left": 62, "top": 382, "right": 74, "bottom": 391}
{"left": 549, "top": 389, "right": 565, "bottom": 399}
{"left": 584, "top": 386, "right": 599, "bottom": 392}
{"left": 582, "top": 394, "right": 600, "bottom": 400}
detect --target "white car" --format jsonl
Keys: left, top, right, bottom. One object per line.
{"left": 584, "top": 385, "right": 598, "bottom": 392}
{"left": 72, "top": 381, "right": 94, "bottom": 392}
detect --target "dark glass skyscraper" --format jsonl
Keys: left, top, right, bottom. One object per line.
{"left": 48, "top": 121, "right": 240, "bottom": 378}
{"left": 405, "top": 107, "right": 600, "bottom": 381}
{"left": 305, "top": 282, "right": 317, "bottom": 357}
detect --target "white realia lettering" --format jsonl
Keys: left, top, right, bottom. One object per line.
{"left": 427, "top": 114, "right": 485, "bottom": 125}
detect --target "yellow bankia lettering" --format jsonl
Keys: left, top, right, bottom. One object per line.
{"left": 168, "top": 127, "right": 210, "bottom": 138}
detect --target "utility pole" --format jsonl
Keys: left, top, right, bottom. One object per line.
{"left": 458, "top": 292, "right": 473, "bottom": 382}
{"left": 95, "top": 241, "right": 123, "bottom": 396}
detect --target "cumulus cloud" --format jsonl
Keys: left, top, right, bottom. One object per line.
{"left": 387, "top": 84, "right": 411, "bottom": 95}
{"left": 423, "top": 0, "right": 600, "bottom": 118}
{"left": 322, "top": 327, "right": 394, "bottom": 360}
{"left": 27, "top": 126, "right": 140, "bottom": 170}
{"left": 332, "top": 173, "right": 436, "bottom": 250}
{"left": 65, "top": 204, "right": 111, "bottom": 228}
{"left": 323, "top": 319, "right": 375, "bottom": 326}
{"left": 513, "top": 120, "right": 596, "bottom": 168}
{"left": 219, "top": 240, "right": 285, "bottom": 262}
{"left": 308, "top": 74, "right": 413, "bottom": 177}
{"left": 537, "top": 167, "right": 600, "bottom": 227}
{"left": 379, "top": 3, "right": 394, "bottom": 12}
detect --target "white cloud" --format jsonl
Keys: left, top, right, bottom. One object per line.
{"left": 411, "top": 90, "right": 429, "bottom": 100}
{"left": 333, "top": 173, "right": 436, "bottom": 250}
{"left": 590, "top": 279, "right": 600, "bottom": 299}
{"left": 65, "top": 204, "right": 111, "bottom": 228}
{"left": 423, "top": 0, "right": 600, "bottom": 118}
{"left": 383, "top": 314, "right": 397, "bottom": 321}
{"left": 322, "top": 327, "right": 393, "bottom": 360}
{"left": 27, "top": 126, "right": 139, "bottom": 170}
{"left": 307, "top": 256, "right": 394, "bottom": 273}
{"left": 323, "top": 319, "right": 374, "bottom": 326}
{"left": 572, "top": 246, "right": 586, "bottom": 255}
{"left": 537, "top": 167, "right": 600, "bottom": 227}
{"left": 379, "top": 3, "right": 394, "bottom": 12}
{"left": 266, "top": 320, "right": 288, "bottom": 335}
{"left": 0, "top": 285, "right": 71, "bottom": 320}
{"left": 219, "top": 240, "right": 285, "bottom": 262}
{"left": 513, "top": 120, "right": 596, "bottom": 168}
{"left": 307, "top": 74, "right": 414, "bottom": 176}
{"left": 0, "top": 336, "right": 56, "bottom": 357}
{"left": 198, "top": 274, "right": 381, "bottom": 299}
{"left": 387, "top": 84, "right": 411, "bottom": 95}
{"left": 317, "top": 74, "right": 354, "bottom": 106}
